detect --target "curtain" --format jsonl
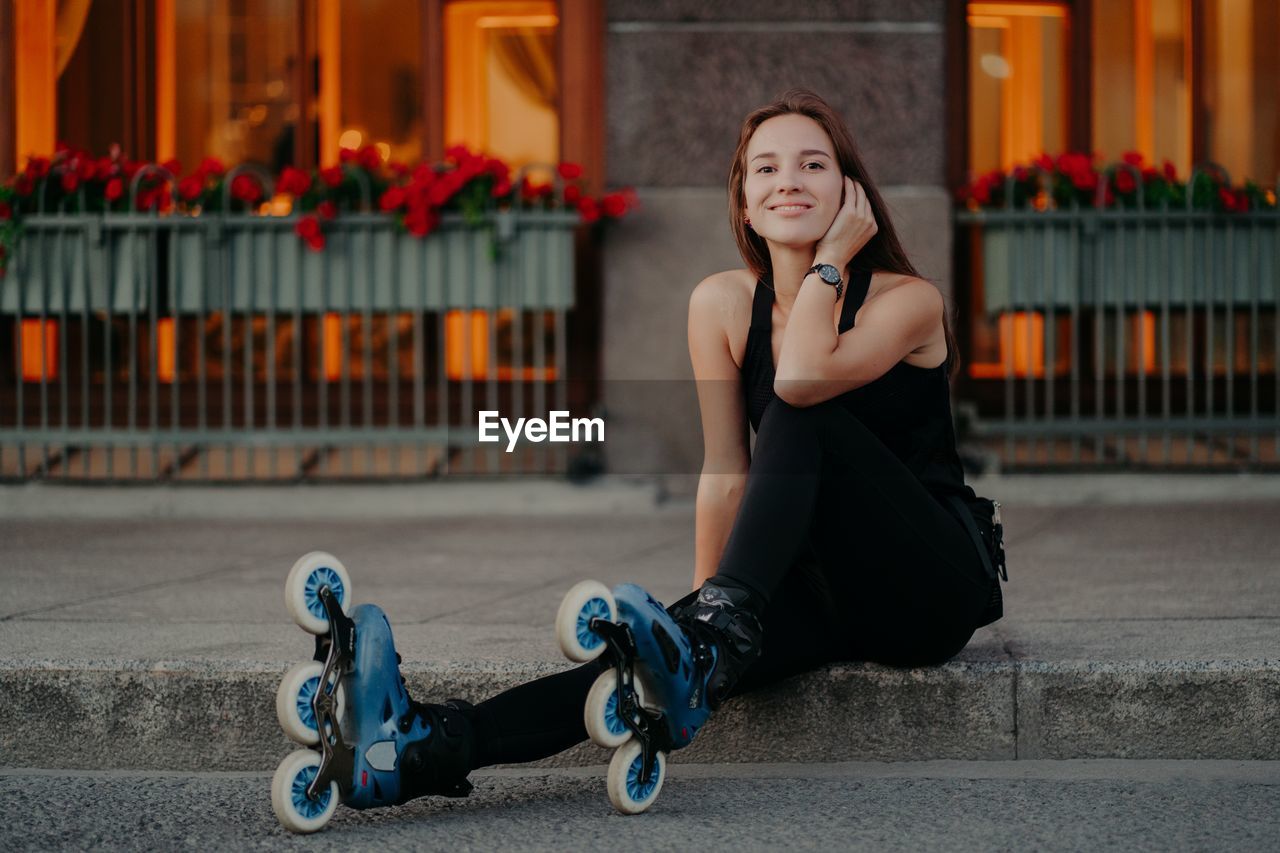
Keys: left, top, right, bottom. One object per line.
{"left": 55, "top": 0, "right": 94, "bottom": 77}
{"left": 491, "top": 27, "right": 557, "bottom": 109}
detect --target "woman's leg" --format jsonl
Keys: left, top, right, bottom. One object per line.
{"left": 463, "top": 658, "right": 606, "bottom": 770}
{"left": 711, "top": 399, "right": 990, "bottom": 669}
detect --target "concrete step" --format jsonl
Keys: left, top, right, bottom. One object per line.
{"left": 3, "top": 655, "right": 1277, "bottom": 771}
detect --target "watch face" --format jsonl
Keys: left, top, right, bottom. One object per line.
{"left": 817, "top": 265, "right": 841, "bottom": 284}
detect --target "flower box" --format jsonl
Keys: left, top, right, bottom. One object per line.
{"left": 980, "top": 218, "right": 1279, "bottom": 315}
{"left": 4, "top": 211, "right": 578, "bottom": 316}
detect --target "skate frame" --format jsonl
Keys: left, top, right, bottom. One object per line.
{"left": 305, "top": 586, "right": 357, "bottom": 802}
{"left": 588, "top": 617, "right": 672, "bottom": 786}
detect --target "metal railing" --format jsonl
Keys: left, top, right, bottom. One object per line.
{"left": 1, "top": 173, "right": 583, "bottom": 482}
{"left": 955, "top": 170, "right": 1280, "bottom": 470}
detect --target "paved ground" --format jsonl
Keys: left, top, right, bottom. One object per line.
{"left": 3, "top": 761, "right": 1277, "bottom": 851}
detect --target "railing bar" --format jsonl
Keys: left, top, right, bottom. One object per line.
{"left": 1069, "top": 210, "right": 1081, "bottom": 464}
{"left": 362, "top": 225, "right": 374, "bottom": 473}
{"left": 1247, "top": 219, "right": 1259, "bottom": 463}
{"left": 486, "top": 233, "right": 500, "bottom": 476}
{"left": 58, "top": 221, "right": 72, "bottom": 479}
{"left": 267, "top": 218, "right": 278, "bottom": 478}
{"left": 241, "top": 229, "right": 253, "bottom": 469}
{"left": 1225, "top": 216, "right": 1235, "bottom": 456}
{"left": 512, "top": 223, "right": 525, "bottom": 475}
{"left": 341, "top": 225, "right": 352, "bottom": 476}
{"left": 1042, "top": 220, "right": 1054, "bottom": 464}
{"left": 1160, "top": 205, "right": 1171, "bottom": 463}
{"left": 388, "top": 229, "right": 400, "bottom": 475}
{"left": 196, "top": 223, "right": 208, "bottom": 478}
{"left": 533, "top": 221, "right": 547, "bottom": 473}
{"left": 413, "top": 235, "right": 425, "bottom": 475}
{"left": 148, "top": 223, "right": 160, "bottom": 478}
{"left": 79, "top": 223, "right": 91, "bottom": 475}
{"left": 128, "top": 218, "right": 140, "bottom": 479}
{"left": 437, "top": 233, "right": 449, "bottom": 476}
{"left": 318, "top": 237, "right": 329, "bottom": 476}
{"left": 292, "top": 236, "right": 303, "bottom": 478}
{"left": 222, "top": 219, "right": 234, "bottom": 478}
{"left": 1141, "top": 204, "right": 1152, "bottom": 458}
{"left": 170, "top": 223, "right": 182, "bottom": 474}
{"left": 1184, "top": 215, "right": 1195, "bottom": 463}
{"left": 1115, "top": 212, "right": 1126, "bottom": 463}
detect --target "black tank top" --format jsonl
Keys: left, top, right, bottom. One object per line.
{"left": 741, "top": 265, "right": 977, "bottom": 506}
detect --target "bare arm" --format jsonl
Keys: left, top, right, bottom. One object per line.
{"left": 687, "top": 274, "right": 752, "bottom": 589}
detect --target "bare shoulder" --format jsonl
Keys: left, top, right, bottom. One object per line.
{"left": 689, "top": 269, "right": 756, "bottom": 368}
{"left": 689, "top": 269, "right": 755, "bottom": 311}
{"left": 862, "top": 272, "right": 943, "bottom": 318}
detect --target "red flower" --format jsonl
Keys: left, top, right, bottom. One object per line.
{"left": 1219, "top": 187, "right": 1242, "bottom": 212}
{"left": 136, "top": 185, "right": 172, "bottom": 212}
{"left": 1114, "top": 169, "right": 1136, "bottom": 194}
{"left": 601, "top": 192, "right": 628, "bottom": 218}
{"left": 230, "top": 173, "right": 263, "bottom": 204}
{"left": 411, "top": 164, "right": 437, "bottom": 185}
{"left": 388, "top": 161, "right": 410, "bottom": 179}
{"left": 490, "top": 178, "right": 511, "bottom": 199}
{"left": 197, "top": 157, "right": 226, "bottom": 178}
{"left": 161, "top": 158, "right": 182, "bottom": 176}
{"left": 1162, "top": 160, "right": 1178, "bottom": 182}
{"left": 26, "top": 156, "right": 51, "bottom": 179}
{"left": 0, "top": 201, "right": 11, "bottom": 220}
{"left": 379, "top": 186, "right": 407, "bottom": 212}
{"left": 316, "top": 200, "right": 338, "bottom": 220}
{"left": 404, "top": 206, "right": 440, "bottom": 237}
{"left": 563, "top": 184, "right": 582, "bottom": 204}
{"left": 278, "top": 166, "right": 311, "bottom": 197}
{"left": 14, "top": 175, "right": 34, "bottom": 197}
{"left": 1121, "top": 150, "right": 1144, "bottom": 167}
{"left": 357, "top": 145, "right": 382, "bottom": 171}
{"left": 521, "top": 178, "right": 552, "bottom": 202}
{"left": 339, "top": 147, "right": 359, "bottom": 164}
{"left": 294, "top": 214, "right": 325, "bottom": 251}
{"left": 445, "top": 144, "right": 472, "bottom": 163}
{"left": 484, "top": 157, "right": 510, "bottom": 180}
{"left": 558, "top": 162, "right": 583, "bottom": 181}
{"left": 105, "top": 178, "right": 125, "bottom": 202}
{"left": 178, "top": 175, "right": 204, "bottom": 202}
{"left": 1012, "top": 165, "right": 1030, "bottom": 182}
{"left": 576, "top": 196, "right": 600, "bottom": 224}
{"left": 61, "top": 172, "right": 80, "bottom": 193}
{"left": 1033, "top": 153, "right": 1055, "bottom": 172}
{"left": 320, "top": 166, "right": 344, "bottom": 189}
{"left": 1141, "top": 167, "right": 1159, "bottom": 183}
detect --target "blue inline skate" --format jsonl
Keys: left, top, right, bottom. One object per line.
{"left": 555, "top": 579, "right": 763, "bottom": 814}
{"left": 271, "top": 552, "right": 474, "bottom": 833}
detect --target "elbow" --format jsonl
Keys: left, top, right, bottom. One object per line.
{"left": 772, "top": 377, "right": 820, "bottom": 408}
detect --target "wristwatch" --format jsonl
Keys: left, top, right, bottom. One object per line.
{"left": 806, "top": 263, "right": 844, "bottom": 300}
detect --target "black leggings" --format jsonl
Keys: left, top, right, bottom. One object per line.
{"left": 466, "top": 399, "right": 992, "bottom": 770}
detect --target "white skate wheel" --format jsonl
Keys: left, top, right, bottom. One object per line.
{"left": 285, "top": 552, "right": 353, "bottom": 635}
{"left": 584, "top": 668, "right": 648, "bottom": 749}
{"left": 271, "top": 749, "right": 339, "bottom": 833}
{"left": 276, "top": 660, "right": 347, "bottom": 746}
{"left": 555, "top": 580, "right": 616, "bottom": 662}
{"left": 606, "top": 739, "right": 666, "bottom": 815}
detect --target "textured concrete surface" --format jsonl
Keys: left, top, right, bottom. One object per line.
{"left": 4, "top": 761, "right": 1278, "bottom": 852}
{"left": 1, "top": 479, "right": 1278, "bottom": 771}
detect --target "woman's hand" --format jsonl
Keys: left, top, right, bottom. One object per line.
{"left": 814, "top": 175, "right": 878, "bottom": 272}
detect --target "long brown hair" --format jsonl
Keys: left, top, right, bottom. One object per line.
{"left": 727, "top": 87, "right": 959, "bottom": 379}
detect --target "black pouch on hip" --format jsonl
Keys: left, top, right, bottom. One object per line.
{"left": 946, "top": 494, "right": 1008, "bottom": 628}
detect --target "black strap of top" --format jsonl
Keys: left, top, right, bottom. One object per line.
{"left": 838, "top": 265, "right": 874, "bottom": 334}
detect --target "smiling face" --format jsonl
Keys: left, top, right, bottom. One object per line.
{"left": 741, "top": 113, "right": 843, "bottom": 248}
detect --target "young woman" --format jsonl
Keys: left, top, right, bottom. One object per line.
{"left": 272, "top": 87, "right": 1004, "bottom": 832}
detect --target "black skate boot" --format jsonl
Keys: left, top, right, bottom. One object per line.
{"left": 673, "top": 580, "right": 765, "bottom": 710}
{"left": 394, "top": 697, "right": 479, "bottom": 803}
